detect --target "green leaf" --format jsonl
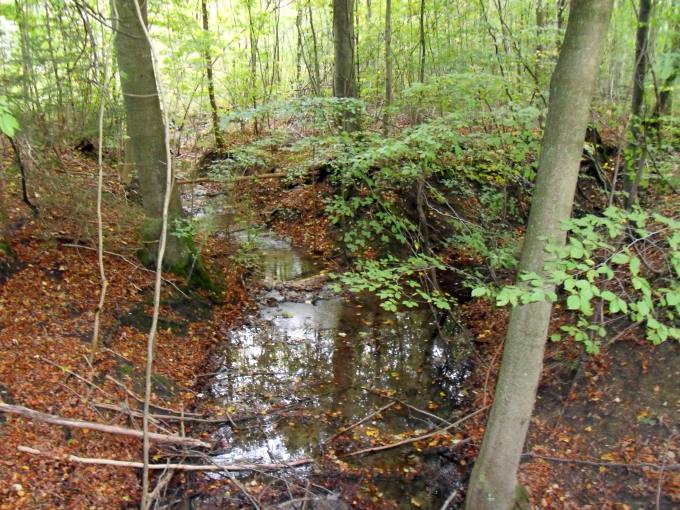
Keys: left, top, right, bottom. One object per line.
{"left": 611, "top": 252, "right": 630, "bottom": 265}
{"left": 566, "top": 295, "right": 580, "bottom": 310}
{"left": 471, "top": 287, "right": 488, "bottom": 298}
{"left": 629, "top": 256, "right": 641, "bottom": 276}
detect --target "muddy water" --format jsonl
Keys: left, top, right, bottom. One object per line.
{"left": 183, "top": 189, "right": 472, "bottom": 507}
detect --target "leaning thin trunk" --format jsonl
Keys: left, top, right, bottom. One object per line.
{"left": 464, "top": 1, "right": 614, "bottom": 509}
{"left": 623, "top": 0, "right": 652, "bottom": 209}
{"left": 201, "top": 0, "right": 225, "bottom": 149}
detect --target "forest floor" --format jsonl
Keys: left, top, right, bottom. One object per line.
{"left": 0, "top": 145, "right": 678, "bottom": 509}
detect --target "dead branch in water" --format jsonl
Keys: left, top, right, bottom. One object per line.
{"left": 17, "top": 446, "right": 312, "bottom": 471}
{"left": 343, "top": 406, "right": 487, "bottom": 457}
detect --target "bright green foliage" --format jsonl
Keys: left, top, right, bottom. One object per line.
{"left": 475, "top": 206, "right": 680, "bottom": 353}
{"left": 0, "top": 97, "right": 19, "bottom": 137}
{"left": 321, "top": 101, "right": 542, "bottom": 311}
{"left": 332, "top": 254, "right": 450, "bottom": 312}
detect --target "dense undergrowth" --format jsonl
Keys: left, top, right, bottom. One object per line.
{"left": 206, "top": 92, "right": 680, "bottom": 356}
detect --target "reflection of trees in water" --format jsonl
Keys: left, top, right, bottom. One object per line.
{"left": 214, "top": 298, "right": 456, "bottom": 461}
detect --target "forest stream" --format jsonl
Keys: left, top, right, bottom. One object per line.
{"left": 185, "top": 188, "right": 473, "bottom": 509}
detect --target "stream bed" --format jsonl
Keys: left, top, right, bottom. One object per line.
{"left": 199, "top": 229, "right": 472, "bottom": 508}
{"left": 179, "top": 186, "right": 474, "bottom": 508}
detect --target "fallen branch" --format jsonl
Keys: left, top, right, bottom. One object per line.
{"left": 94, "top": 402, "right": 234, "bottom": 424}
{"left": 175, "top": 172, "right": 287, "bottom": 185}
{"left": 344, "top": 406, "right": 487, "bottom": 457}
{"left": 0, "top": 402, "right": 210, "bottom": 448}
{"left": 104, "top": 375, "right": 203, "bottom": 417}
{"left": 325, "top": 402, "right": 395, "bottom": 445}
{"left": 364, "top": 386, "right": 455, "bottom": 429}
{"left": 18, "top": 446, "right": 312, "bottom": 471}
{"left": 440, "top": 489, "right": 459, "bottom": 510}
{"left": 61, "top": 243, "right": 188, "bottom": 298}
{"left": 347, "top": 436, "right": 472, "bottom": 458}
{"left": 522, "top": 452, "right": 680, "bottom": 471}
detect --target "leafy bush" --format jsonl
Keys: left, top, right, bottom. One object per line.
{"left": 473, "top": 206, "right": 680, "bottom": 353}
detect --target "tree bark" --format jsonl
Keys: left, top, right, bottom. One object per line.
{"left": 308, "top": 0, "right": 321, "bottom": 94}
{"left": 556, "top": 0, "right": 566, "bottom": 50}
{"left": 201, "top": 0, "right": 225, "bottom": 149}
{"left": 418, "top": 0, "right": 426, "bottom": 83}
{"left": 113, "top": 0, "right": 192, "bottom": 270}
{"left": 246, "top": 0, "right": 259, "bottom": 135}
{"left": 333, "top": 0, "right": 357, "bottom": 98}
{"left": 535, "top": 0, "right": 545, "bottom": 53}
{"left": 464, "top": 1, "right": 614, "bottom": 509}
{"left": 651, "top": 22, "right": 679, "bottom": 129}
{"left": 382, "top": 0, "right": 392, "bottom": 136}
{"left": 623, "top": 0, "right": 652, "bottom": 209}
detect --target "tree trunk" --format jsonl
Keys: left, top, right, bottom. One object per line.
{"left": 535, "top": 0, "right": 545, "bottom": 53}
{"left": 651, "top": 23, "right": 679, "bottom": 127}
{"left": 333, "top": 0, "right": 357, "bottom": 98}
{"left": 308, "top": 0, "right": 321, "bottom": 94}
{"left": 464, "top": 1, "right": 614, "bottom": 509}
{"left": 556, "top": 0, "right": 566, "bottom": 49}
{"left": 246, "top": 0, "right": 260, "bottom": 135}
{"left": 15, "top": 0, "right": 38, "bottom": 114}
{"left": 418, "top": 0, "right": 426, "bottom": 83}
{"left": 113, "top": 0, "right": 192, "bottom": 271}
{"left": 201, "top": 0, "right": 225, "bottom": 149}
{"left": 382, "top": 0, "right": 392, "bottom": 136}
{"left": 623, "top": 0, "right": 652, "bottom": 209}
{"left": 333, "top": 0, "right": 358, "bottom": 130}
{"left": 296, "top": 0, "right": 303, "bottom": 90}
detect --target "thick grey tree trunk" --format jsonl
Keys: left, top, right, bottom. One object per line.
{"left": 113, "top": 0, "right": 191, "bottom": 271}
{"left": 464, "top": 1, "right": 614, "bottom": 509}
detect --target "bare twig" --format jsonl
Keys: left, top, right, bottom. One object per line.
{"left": 39, "top": 356, "right": 115, "bottom": 401}
{"left": 522, "top": 452, "right": 679, "bottom": 471}
{"left": 17, "top": 446, "right": 311, "bottom": 471}
{"left": 61, "top": 243, "right": 188, "bottom": 298}
{"left": 325, "top": 402, "right": 395, "bottom": 444}
{"left": 656, "top": 433, "right": 678, "bottom": 510}
{"left": 175, "top": 172, "right": 287, "bottom": 185}
{"left": 93, "top": 402, "right": 234, "bottom": 424}
{"left": 129, "top": 1, "right": 178, "bottom": 506}
{"left": 88, "top": 27, "right": 110, "bottom": 364}
{"left": 0, "top": 403, "right": 210, "bottom": 447}
{"left": 440, "top": 489, "right": 458, "bottom": 510}
{"left": 344, "top": 407, "right": 488, "bottom": 457}
{"left": 104, "top": 375, "right": 203, "bottom": 417}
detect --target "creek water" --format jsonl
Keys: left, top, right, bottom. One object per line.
{"left": 185, "top": 186, "right": 472, "bottom": 508}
